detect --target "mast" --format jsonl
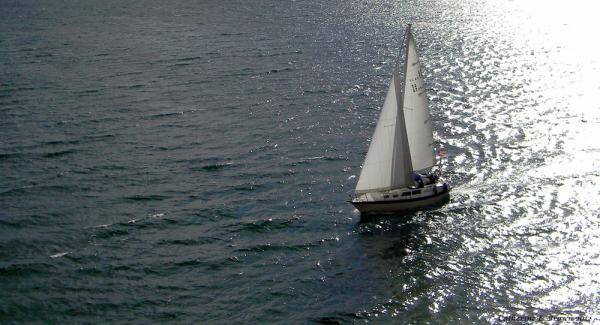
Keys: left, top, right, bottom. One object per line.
{"left": 390, "top": 24, "right": 414, "bottom": 188}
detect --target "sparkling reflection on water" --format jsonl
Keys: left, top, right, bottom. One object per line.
{"left": 353, "top": 0, "right": 600, "bottom": 321}
{"left": 344, "top": 0, "right": 600, "bottom": 321}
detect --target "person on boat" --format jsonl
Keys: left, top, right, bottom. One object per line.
{"left": 421, "top": 174, "right": 431, "bottom": 185}
{"left": 426, "top": 173, "right": 436, "bottom": 184}
{"left": 414, "top": 173, "right": 424, "bottom": 188}
{"left": 416, "top": 172, "right": 438, "bottom": 186}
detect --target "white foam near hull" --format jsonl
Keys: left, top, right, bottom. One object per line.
{"left": 351, "top": 183, "right": 450, "bottom": 214}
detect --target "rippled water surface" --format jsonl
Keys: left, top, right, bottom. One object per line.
{"left": 2, "top": 0, "right": 600, "bottom": 323}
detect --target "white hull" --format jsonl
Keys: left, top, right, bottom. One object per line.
{"left": 351, "top": 183, "right": 450, "bottom": 214}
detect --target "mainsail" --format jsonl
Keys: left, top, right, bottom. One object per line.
{"left": 355, "top": 25, "right": 434, "bottom": 194}
{"left": 403, "top": 29, "right": 435, "bottom": 171}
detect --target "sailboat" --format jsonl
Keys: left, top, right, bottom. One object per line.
{"left": 351, "top": 24, "right": 450, "bottom": 214}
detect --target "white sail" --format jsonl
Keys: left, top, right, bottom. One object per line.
{"left": 403, "top": 30, "right": 435, "bottom": 171}
{"left": 355, "top": 65, "right": 413, "bottom": 194}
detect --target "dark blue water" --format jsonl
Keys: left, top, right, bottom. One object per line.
{"left": 2, "top": 0, "right": 600, "bottom": 323}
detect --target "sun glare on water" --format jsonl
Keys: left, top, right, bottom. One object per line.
{"left": 487, "top": 0, "right": 600, "bottom": 317}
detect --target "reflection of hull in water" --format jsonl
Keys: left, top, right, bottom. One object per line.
{"left": 352, "top": 184, "right": 450, "bottom": 214}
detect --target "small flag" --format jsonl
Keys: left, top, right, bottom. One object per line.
{"left": 438, "top": 148, "right": 447, "bottom": 157}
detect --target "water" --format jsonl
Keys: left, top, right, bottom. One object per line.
{"left": 2, "top": 0, "right": 600, "bottom": 323}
